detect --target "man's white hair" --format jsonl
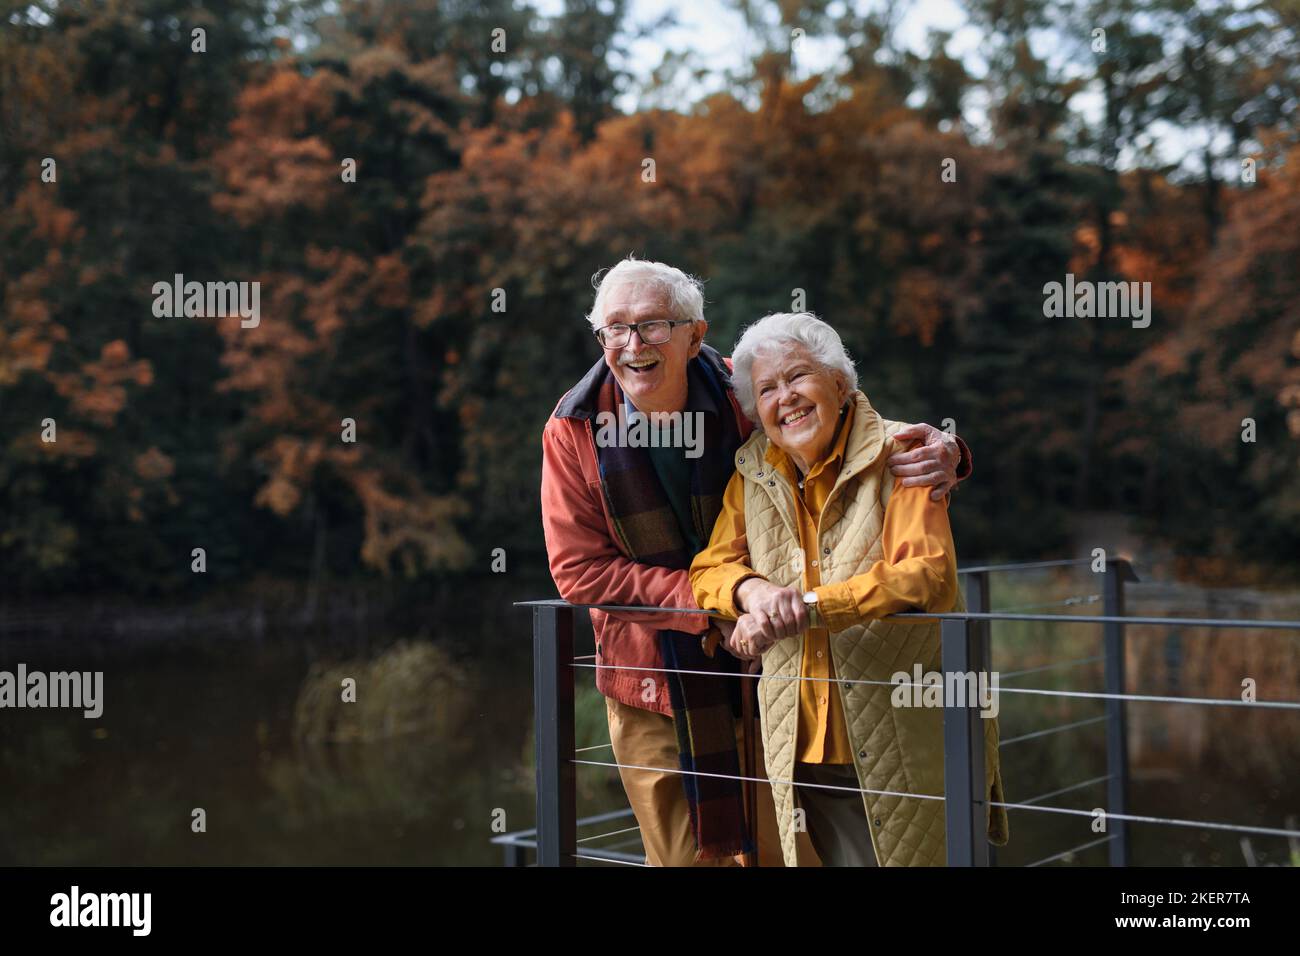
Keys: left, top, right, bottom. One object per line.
{"left": 585, "top": 256, "right": 706, "bottom": 331}
{"left": 731, "top": 312, "right": 858, "bottom": 422}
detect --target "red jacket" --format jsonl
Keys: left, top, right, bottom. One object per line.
{"left": 540, "top": 346, "right": 753, "bottom": 715}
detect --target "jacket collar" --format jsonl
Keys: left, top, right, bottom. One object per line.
{"left": 554, "top": 341, "right": 734, "bottom": 421}
{"left": 735, "top": 390, "right": 885, "bottom": 488}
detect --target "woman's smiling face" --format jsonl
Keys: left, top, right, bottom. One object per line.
{"left": 751, "top": 342, "right": 849, "bottom": 473}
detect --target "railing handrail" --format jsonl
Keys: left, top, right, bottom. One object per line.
{"left": 953, "top": 558, "right": 1100, "bottom": 574}
{"left": 887, "top": 611, "right": 1300, "bottom": 629}
{"left": 513, "top": 599, "right": 1300, "bottom": 631}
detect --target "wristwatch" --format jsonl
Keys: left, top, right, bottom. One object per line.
{"left": 803, "top": 590, "right": 822, "bottom": 629}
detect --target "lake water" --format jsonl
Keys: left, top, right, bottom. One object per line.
{"left": 1, "top": 570, "right": 1297, "bottom": 866}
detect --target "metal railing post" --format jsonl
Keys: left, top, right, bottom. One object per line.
{"left": 963, "top": 570, "right": 996, "bottom": 866}
{"left": 533, "top": 603, "right": 576, "bottom": 867}
{"left": 503, "top": 843, "right": 527, "bottom": 867}
{"left": 964, "top": 570, "right": 991, "bottom": 653}
{"left": 1102, "top": 558, "right": 1136, "bottom": 867}
{"left": 943, "top": 616, "right": 989, "bottom": 867}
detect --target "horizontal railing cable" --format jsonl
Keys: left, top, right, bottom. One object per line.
{"left": 573, "top": 853, "right": 650, "bottom": 866}
{"left": 965, "top": 685, "right": 1300, "bottom": 710}
{"left": 955, "top": 559, "right": 1096, "bottom": 574}
{"left": 1019, "top": 774, "right": 1111, "bottom": 806}
{"left": 572, "top": 660, "right": 1300, "bottom": 710}
{"left": 574, "top": 758, "right": 946, "bottom": 802}
{"left": 599, "top": 834, "right": 649, "bottom": 853}
{"left": 1026, "top": 835, "right": 1116, "bottom": 868}
{"left": 1000, "top": 716, "right": 1108, "bottom": 746}
{"left": 573, "top": 758, "right": 1300, "bottom": 841}
{"left": 988, "top": 800, "right": 1300, "bottom": 840}
{"left": 882, "top": 610, "right": 1300, "bottom": 630}
{"left": 490, "top": 806, "right": 637, "bottom": 845}
{"left": 517, "top": 599, "right": 1300, "bottom": 631}
{"left": 576, "top": 824, "right": 642, "bottom": 845}
{"left": 1000, "top": 656, "right": 1104, "bottom": 680}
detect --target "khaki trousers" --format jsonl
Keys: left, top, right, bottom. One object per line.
{"left": 605, "top": 696, "right": 821, "bottom": 867}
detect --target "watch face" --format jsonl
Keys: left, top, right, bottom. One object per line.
{"left": 803, "top": 591, "right": 818, "bottom": 604}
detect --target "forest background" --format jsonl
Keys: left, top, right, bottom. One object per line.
{"left": 3, "top": 0, "right": 1299, "bottom": 609}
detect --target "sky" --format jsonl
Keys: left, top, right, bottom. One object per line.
{"left": 530, "top": 0, "right": 1214, "bottom": 175}
{"left": 563, "top": 0, "right": 987, "bottom": 113}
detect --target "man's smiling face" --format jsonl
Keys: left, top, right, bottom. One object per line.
{"left": 600, "top": 282, "right": 706, "bottom": 413}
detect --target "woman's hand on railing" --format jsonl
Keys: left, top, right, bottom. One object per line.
{"left": 739, "top": 617, "right": 767, "bottom": 673}
{"left": 723, "top": 614, "right": 761, "bottom": 661}
{"left": 735, "top": 577, "right": 808, "bottom": 643}
{"left": 710, "top": 617, "right": 736, "bottom": 656}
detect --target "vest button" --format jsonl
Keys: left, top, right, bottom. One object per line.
{"left": 768, "top": 480, "right": 775, "bottom": 487}
{"left": 823, "top": 547, "right": 831, "bottom": 555}
{"left": 873, "top": 818, "right": 882, "bottom": 827}
{"left": 738, "top": 456, "right": 745, "bottom": 464}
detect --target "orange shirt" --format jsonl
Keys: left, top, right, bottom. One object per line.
{"left": 690, "top": 418, "right": 959, "bottom": 764}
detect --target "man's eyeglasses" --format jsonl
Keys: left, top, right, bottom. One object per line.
{"left": 594, "top": 318, "right": 694, "bottom": 350}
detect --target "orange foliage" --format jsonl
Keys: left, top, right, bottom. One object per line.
{"left": 210, "top": 72, "right": 338, "bottom": 226}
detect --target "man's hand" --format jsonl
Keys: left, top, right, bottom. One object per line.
{"left": 734, "top": 577, "right": 807, "bottom": 643}
{"left": 888, "top": 422, "right": 962, "bottom": 501}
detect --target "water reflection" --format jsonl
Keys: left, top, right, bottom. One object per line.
{"left": 268, "top": 641, "right": 482, "bottom": 832}
{"left": 0, "top": 626, "right": 537, "bottom": 865}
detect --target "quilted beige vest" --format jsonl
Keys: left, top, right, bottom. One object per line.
{"left": 737, "top": 391, "right": 1010, "bottom": 866}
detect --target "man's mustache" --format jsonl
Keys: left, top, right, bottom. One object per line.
{"left": 618, "top": 351, "right": 665, "bottom": 365}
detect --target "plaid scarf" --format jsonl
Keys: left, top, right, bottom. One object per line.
{"left": 593, "top": 350, "right": 752, "bottom": 860}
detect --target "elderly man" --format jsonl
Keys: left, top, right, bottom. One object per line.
{"left": 539, "top": 257, "right": 971, "bottom": 866}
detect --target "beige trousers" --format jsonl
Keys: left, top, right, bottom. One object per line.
{"left": 605, "top": 696, "right": 821, "bottom": 866}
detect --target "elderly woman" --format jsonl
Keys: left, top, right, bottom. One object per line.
{"left": 689, "top": 313, "right": 1009, "bottom": 867}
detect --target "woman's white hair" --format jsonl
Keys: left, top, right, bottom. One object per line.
{"left": 585, "top": 256, "right": 706, "bottom": 331}
{"left": 731, "top": 312, "right": 858, "bottom": 422}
